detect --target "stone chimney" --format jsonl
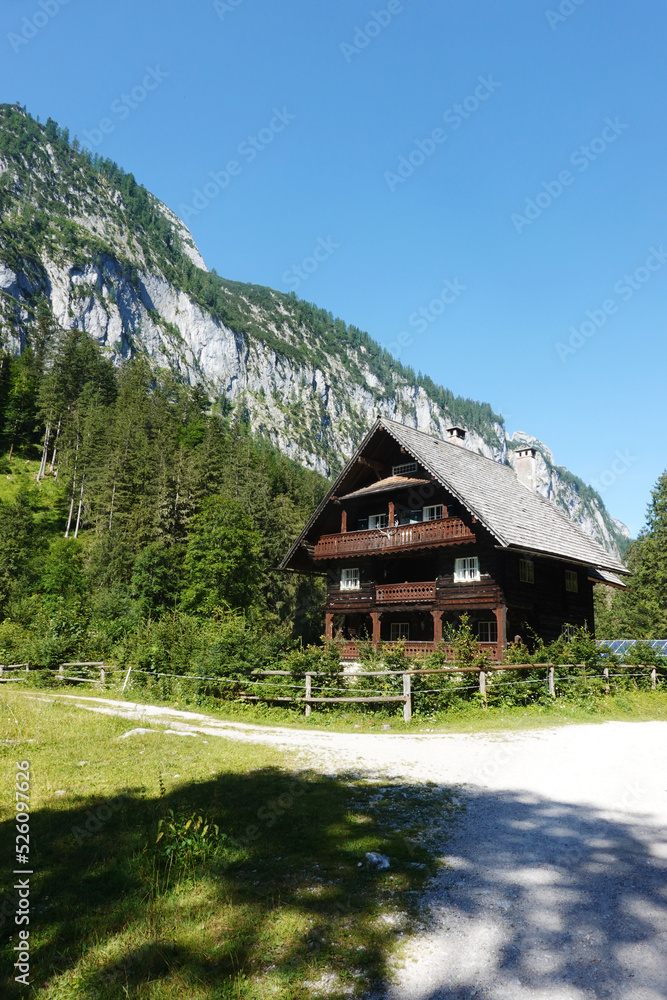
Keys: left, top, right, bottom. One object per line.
{"left": 447, "top": 426, "right": 467, "bottom": 447}
{"left": 515, "top": 446, "right": 537, "bottom": 492}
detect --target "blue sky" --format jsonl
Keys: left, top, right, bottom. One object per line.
{"left": 1, "top": 0, "right": 665, "bottom": 536}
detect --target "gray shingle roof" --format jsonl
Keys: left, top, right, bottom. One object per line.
{"left": 380, "top": 418, "right": 628, "bottom": 574}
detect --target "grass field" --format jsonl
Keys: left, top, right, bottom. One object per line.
{"left": 0, "top": 690, "right": 453, "bottom": 999}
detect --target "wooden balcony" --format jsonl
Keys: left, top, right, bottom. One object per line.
{"left": 313, "top": 518, "right": 475, "bottom": 560}
{"left": 340, "top": 640, "right": 499, "bottom": 661}
{"left": 375, "top": 581, "right": 436, "bottom": 603}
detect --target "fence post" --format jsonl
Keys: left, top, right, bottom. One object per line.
{"left": 548, "top": 664, "right": 556, "bottom": 698}
{"left": 58, "top": 665, "right": 64, "bottom": 679}
{"left": 479, "top": 668, "right": 487, "bottom": 706}
{"left": 121, "top": 666, "right": 133, "bottom": 694}
{"left": 0, "top": 666, "right": 3, "bottom": 679}
{"left": 100, "top": 667, "right": 105, "bottom": 685}
{"left": 305, "top": 673, "right": 312, "bottom": 718}
{"left": 651, "top": 667, "right": 657, "bottom": 691}
{"left": 403, "top": 672, "right": 412, "bottom": 723}
{"left": 25, "top": 663, "right": 29, "bottom": 673}
{"left": 603, "top": 666, "right": 610, "bottom": 695}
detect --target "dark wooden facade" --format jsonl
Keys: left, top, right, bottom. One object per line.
{"left": 285, "top": 424, "right": 602, "bottom": 661}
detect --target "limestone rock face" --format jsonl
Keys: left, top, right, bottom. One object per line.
{"left": 0, "top": 106, "right": 629, "bottom": 557}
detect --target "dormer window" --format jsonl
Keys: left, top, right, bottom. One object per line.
{"left": 392, "top": 461, "right": 418, "bottom": 476}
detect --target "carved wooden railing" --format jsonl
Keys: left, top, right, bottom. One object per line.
{"left": 340, "top": 640, "right": 499, "bottom": 660}
{"left": 314, "top": 518, "right": 475, "bottom": 559}
{"left": 375, "top": 581, "right": 436, "bottom": 603}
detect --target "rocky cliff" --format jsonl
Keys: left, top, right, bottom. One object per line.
{"left": 0, "top": 104, "right": 630, "bottom": 556}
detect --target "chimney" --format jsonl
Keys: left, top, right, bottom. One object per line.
{"left": 515, "top": 447, "right": 537, "bottom": 492}
{"left": 447, "top": 426, "right": 467, "bottom": 448}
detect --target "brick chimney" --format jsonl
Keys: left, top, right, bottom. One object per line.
{"left": 515, "top": 446, "right": 537, "bottom": 492}
{"left": 447, "top": 426, "right": 467, "bottom": 447}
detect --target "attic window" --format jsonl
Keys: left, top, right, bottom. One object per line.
{"left": 392, "top": 461, "right": 418, "bottom": 476}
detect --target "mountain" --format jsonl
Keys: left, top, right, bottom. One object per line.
{"left": 0, "top": 104, "right": 630, "bottom": 557}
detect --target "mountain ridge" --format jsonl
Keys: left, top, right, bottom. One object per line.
{"left": 0, "top": 103, "right": 630, "bottom": 557}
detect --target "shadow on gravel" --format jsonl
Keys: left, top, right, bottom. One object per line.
{"left": 405, "top": 788, "right": 667, "bottom": 1000}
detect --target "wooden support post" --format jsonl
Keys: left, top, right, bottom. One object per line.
{"left": 100, "top": 667, "right": 106, "bottom": 684}
{"left": 371, "top": 612, "right": 381, "bottom": 646}
{"left": 403, "top": 672, "right": 412, "bottom": 722}
{"left": 388, "top": 501, "right": 395, "bottom": 527}
{"left": 548, "top": 664, "right": 556, "bottom": 698}
{"left": 651, "top": 667, "right": 657, "bottom": 691}
{"left": 324, "top": 613, "right": 334, "bottom": 640}
{"left": 305, "top": 673, "right": 312, "bottom": 718}
{"left": 341, "top": 508, "right": 347, "bottom": 533}
{"left": 431, "top": 610, "right": 443, "bottom": 646}
{"left": 25, "top": 663, "right": 29, "bottom": 673}
{"left": 58, "top": 665, "right": 64, "bottom": 679}
{"left": 493, "top": 604, "right": 508, "bottom": 662}
{"left": 479, "top": 668, "right": 487, "bottom": 706}
{"left": 603, "top": 665, "right": 610, "bottom": 695}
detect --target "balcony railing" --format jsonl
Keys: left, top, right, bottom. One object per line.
{"left": 340, "top": 640, "right": 499, "bottom": 660}
{"left": 313, "top": 517, "right": 475, "bottom": 559}
{"left": 375, "top": 581, "right": 436, "bottom": 603}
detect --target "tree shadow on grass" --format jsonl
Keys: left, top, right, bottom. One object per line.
{"left": 393, "top": 788, "right": 667, "bottom": 1000}
{"left": 0, "top": 767, "right": 438, "bottom": 998}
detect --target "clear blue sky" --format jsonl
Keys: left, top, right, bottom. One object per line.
{"left": 2, "top": 0, "right": 665, "bottom": 536}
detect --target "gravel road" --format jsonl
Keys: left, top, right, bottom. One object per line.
{"left": 26, "top": 694, "right": 667, "bottom": 999}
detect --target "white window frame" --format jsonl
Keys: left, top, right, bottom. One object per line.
{"left": 340, "top": 568, "right": 360, "bottom": 591}
{"left": 390, "top": 622, "right": 410, "bottom": 641}
{"left": 454, "top": 556, "right": 480, "bottom": 583}
{"left": 392, "top": 461, "right": 418, "bottom": 476}
{"left": 423, "top": 504, "right": 444, "bottom": 522}
{"left": 519, "top": 558, "right": 535, "bottom": 584}
{"left": 565, "top": 569, "right": 578, "bottom": 593}
{"left": 478, "top": 621, "right": 498, "bottom": 644}
{"left": 368, "top": 513, "right": 389, "bottom": 530}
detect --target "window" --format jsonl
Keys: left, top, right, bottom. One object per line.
{"left": 390, "top": 622, "right": 410, "bottom": 641}
{"left": 454, "top": 556, "right": 480, "bottom": 582}
{"left": 340, "top": 568, "right": 360, "bottom": 591}
{"left": 561, "top": 624, "right": 576, "bottom": 639}
{"left": 423, "top": 504, "right": 444, "bottom": 522}
{"left": 519, "top": 558, "right": 535, "bottom": 584}
{"left": 397, "top": 508, "right": 422, "bottom": 525}
{"left": 356, "top": 516, "right": 369, "bottom": 531}
{"left": 565, "top": 569, "right": 579, "bottom": 593}
{"left": 368, "top": 513, "right": 389, "bottom": 530}
{"left": 392, "top": 461, "right": 418, "bottom": 476}
{"left": 478, "top": 621, "right": 498, "bottom": 644}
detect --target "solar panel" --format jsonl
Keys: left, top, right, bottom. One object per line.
{"left": 597, "top": 639, "right": 667, "bottom": 658}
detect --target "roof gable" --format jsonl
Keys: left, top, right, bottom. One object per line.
{"left": 281, "top": 417, "right": 628, "bottom": 575}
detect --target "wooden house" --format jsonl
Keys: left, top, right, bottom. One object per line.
{"left": 281, "top": 418, "right": 628, "bottom": 661}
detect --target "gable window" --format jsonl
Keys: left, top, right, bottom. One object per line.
{"left": 368, "top": 513, "right": 389, "bottom": 530}
{"left": 519, "top": 558, "right": 535, "bottom": 584}
{"left": 392, "top": 461, "right": 418, "bottom": 476}
{"left": 340, "top": 568, "right": 360, "bottom": 591}
{"left": 454, "top": 556, "right": 480, "bottom": 582}
{"left": 390, "top": 622, "right": 410, "bottom": 641}
{"left": 565, "top": 569, "right": 579, "bottom": 593}
{"left": 478, "top": 621, "right": 498, "bottom": 644}
{"left": 423, "top": 504, "right": 444, "bottom": 522}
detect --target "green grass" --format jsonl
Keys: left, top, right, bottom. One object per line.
{"left": 0, "top": 690, "right": 453, "bottom": 999}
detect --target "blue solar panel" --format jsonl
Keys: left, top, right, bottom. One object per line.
{"left": 597, "top": 639, "right": 667, "bottom": 658}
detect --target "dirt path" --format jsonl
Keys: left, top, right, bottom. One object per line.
{"left": 23, "top": 693, "right": 667, "bottom": 999}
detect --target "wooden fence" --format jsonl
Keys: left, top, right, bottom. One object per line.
{"left": 0, "top": 661, "right": 662, "bottom": 720}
